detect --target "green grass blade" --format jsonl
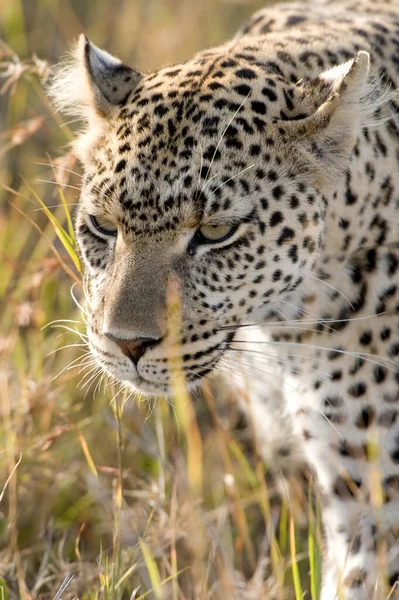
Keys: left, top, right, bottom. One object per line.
{"left": 290, "top": 516, "right": 303, "bottom": 600}
{"left": 308, "top": 489, "right": 322, "bottom": 600}
{"left": 23, "top": 178, "right": 81, "bottom": 273}
{"left": 57, "top": 180, "right": 75, "bottom": 243}
{"left": 139, "top": 538, "right": 162, "bottom": 599}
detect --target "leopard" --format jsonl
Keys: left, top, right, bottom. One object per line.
{"left": 49, "top": 0, "right": 399, "bottom": 597}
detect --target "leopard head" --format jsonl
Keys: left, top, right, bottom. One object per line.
{"left": 49, "top": 35, "right": 374, "bottom": 394}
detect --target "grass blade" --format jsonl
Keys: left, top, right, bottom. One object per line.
{"left": 139, "top": 538, "right": 162, "bottom": 599}
{"left": 290, "top": 516, "right": 303, "bottom": 600}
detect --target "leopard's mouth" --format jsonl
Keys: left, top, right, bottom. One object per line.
{"left": 91, "top": 342, "right": 226, "bottom": 397}
{"left": 123, "top": 362, "right": 219, "bottom": 396}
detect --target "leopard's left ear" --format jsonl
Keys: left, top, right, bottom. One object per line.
{"left": 280, "top": 52, "right": 382, "bottom": 185}
{"left": 48, "top": 35, "right": 142, "bottom": 121}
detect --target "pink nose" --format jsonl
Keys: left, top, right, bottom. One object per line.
{"left": 105, "top": 334, "right": 157, "bottom": 365}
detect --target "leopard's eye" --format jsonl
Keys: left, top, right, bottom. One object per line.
{"left": 89, "top": 214, "right": 118, "bottom": 236}
{"left": 198, "top": 224, "right": 236, "bottom": 243}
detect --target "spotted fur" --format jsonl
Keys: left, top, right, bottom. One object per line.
{"left": 50, "top": 1, "right": 399, "bottom": 597}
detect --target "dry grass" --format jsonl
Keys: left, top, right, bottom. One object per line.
{"left": 0, "top": 1, "right": 326, "bottom": 598}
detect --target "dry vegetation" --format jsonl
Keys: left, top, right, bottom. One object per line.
{"left": 0, "top": 1, "right": 325, "bottom": 598}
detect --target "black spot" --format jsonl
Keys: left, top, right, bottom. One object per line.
{"left": 355, "top": 405, "right": 375, "bottom": 428}
{"left": 288, "top": 244, "right": 298, "bottom": 262}
{"left": 221, "top": 59, "right": 237, "bottom": 68}
{"left": 345, "top": 187, "right": 358, "bottom": 205}
{"left": 253, "top": 117, "right": 266, "bottom": 131}
{"left": 277, "top": 226, "right": 295, "bottom": 245}
{"left": 272, "top": 185, "right": 284, "bottom": 199}
{"left": 290, "top": 195, "right": 299, "bottom": 209}
{"left": 359, "top": 331, "right": 372, "bottom": 345}
{"left": 269, "top": 211, "right": 283, "bottom": 226}
{"left": 286, "top": 14, "right": 307, "bottom": 26}
{"left": 348, "top": 382, "right": 367, "bottom": 398}
{"left": 374, "top": 366, "right": 387, "bottom": 384}
{"left": 154, "top": 104, "right": 168, "bottom": 117}
{"left": 386, "top": 252, "right": 398, "bottom": 276}
{"left": 331, "top": 370, "right": 342, "bottom": 381}
{"left": 225, "top": 138, "right": 243, "bottom": 150}
{"left": 235, "top": 84, "right": 251, "bottom": 96}
{"left": 389, "top": 343, "right": 399, "bottom": 357}
{"left": 262, "top": 87, "right": 277, "bottom": 101}
{"left": 236, "top": 68, "right": 257, "bottom": 80}
{"left": 251, "top": 101, "right": 267, "bottom": 115}
{"left": 114, "top": 159, "right": 126, "bottom": 173}
{"left": 391, "top": 445, "right": 399, "bottom": 464}
{"left": 338, "top": 217, "right": 350, "bottom": 230}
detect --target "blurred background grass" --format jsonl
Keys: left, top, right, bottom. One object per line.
{"left": 0, "top": 1, "right": 322, "bottom": 598}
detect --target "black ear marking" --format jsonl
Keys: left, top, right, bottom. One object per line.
{"left": 81, "top": 35, "right": 142, "bottom": 114}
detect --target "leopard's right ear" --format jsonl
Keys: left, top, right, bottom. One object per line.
{"left": 48, "top": 35, "right": 141, "bottom": 121}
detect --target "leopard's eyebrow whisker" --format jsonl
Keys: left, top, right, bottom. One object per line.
{"left": 200, "top": 171, "right": 221, "bottom": 196}
{"left": 195, "top": 141, "right": 204, "bottom": 197}
{"left": 211, "top": 164, "right": 256, "bottom": 194}
{"left": 198, "top": 91, "right": 251, "bottom": 199}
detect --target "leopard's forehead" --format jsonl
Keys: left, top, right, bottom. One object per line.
{"left": 81, "top": 49, "right": 290, "bottom": 235}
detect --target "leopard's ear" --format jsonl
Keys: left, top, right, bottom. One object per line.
{"left": 280, "top": 51, "right": 385, "bottom": 185}
{"left": 48, "top": 35, "right": 141, "bottom": 120}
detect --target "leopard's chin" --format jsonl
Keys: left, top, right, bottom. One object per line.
{"left": 122, "top": 367, "right": 211, "bottom": 397}
{"left": 123, "top": 374, "right": 173, "bottom": 397}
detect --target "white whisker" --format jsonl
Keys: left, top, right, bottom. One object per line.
{"left": 212, "top": 163, "right": 256, "bottom": 194}
{"left": 37, "top": 179, "right": 82, "bottom": 192}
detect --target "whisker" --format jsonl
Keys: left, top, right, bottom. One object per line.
{"left": 37, "top": 179, "right": 82, "bottom": 192}
{"left": 78, "top": 365, "right": 103, "bottom": 389}
{"left": 46, "top": 343, "right": 88, "bottom": 357}
{"left": 198, "top": 92, "right": 251, "bottom": 197}
{"left": 34, "top": 162, "right": 83, "bottom": 179}
{"left": 218, "top": 311, "right": 386, "bottom": 331}
{"left": 305, "top": 273, "right": 355, "bottom": 311}
{"left": 200, "top": 171, "right": 222, "bottom": 196}
{"left": 211, "top": 163, "right": 256, "bottom": 194}
{"left": 225, "top": 347, "right": 332, "bottom": 381}
{"left": 33, "top": 203, "right": 78, "bottom": 212}
{"left": 234, "top": 339, "right": 399, "bottom": 371}
{"left": 94, "top": 371, "right": 109, "bottom": 398}
{"left": 280, "top": 299, "right": 336, "bottom": 334}
{"left": 71, "top": 282, "right": 90, "bottom": 317}
{"left": 50, "top": 324, "right": 88, "bottom": 342}
{"left": 50, "top": 352, "right": 94, "bottom": 381}
{"left": 42, "top": 318, "right": 85, "bottom": 329}
{"left": 195, "top": 141, "right": 204, "bottom": 197}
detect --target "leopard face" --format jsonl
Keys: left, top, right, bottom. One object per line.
{"left": 51, "top": 36, "right": 375, "bottom": 395}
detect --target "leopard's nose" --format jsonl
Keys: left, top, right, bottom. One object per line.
{"left": 105, "top": 334, "right": 160, "bottom": 365}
